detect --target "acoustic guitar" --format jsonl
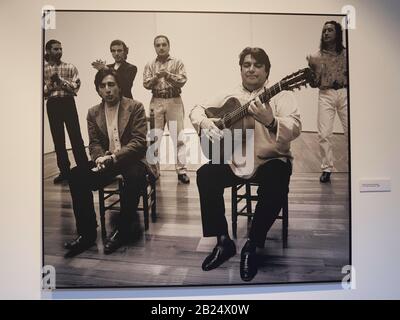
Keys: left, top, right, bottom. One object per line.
{"left": 199, "top": 67, "right": 315, "bottom": 163}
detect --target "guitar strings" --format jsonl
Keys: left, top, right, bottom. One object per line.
{"left": 219, "top": 68, "right": 308, "bottom": 128}
{"left": 225, "top": 82, "right": 281, "bottom": 125}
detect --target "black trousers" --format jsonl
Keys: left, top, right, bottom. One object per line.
{"left": 46, "top": 96, "right": 88, "bottom": 175}
{"left": 196, "top": 159, "right": 292, "bottom": 248}
{"left": 68, "top": 161, "right": 147, "bottom": 239}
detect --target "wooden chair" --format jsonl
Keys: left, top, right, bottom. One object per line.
{"left": 231, "top": 182, "right": 289, "bottom": 248}
{"left": 98, "top": 174, "right": 156, "bottom": 238}
{"left": 97, "top": 113, "right": 157, "bottom": 238}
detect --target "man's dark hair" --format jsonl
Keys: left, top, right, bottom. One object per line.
{"left": 154, "top": 35, "right": 170, "bottom": 46}
{"left": 110, "top": 39, "right": 129, "bottom": 59}
{"left": 239, "top": 47, "right": 271, "bottom": 77}
{"left": 44, "top": 39, "right": 61, "bottom": 62}
{"left": 94, "top": 68, "right": 122, "bottom": 95}
{"left": 320, "top": 21, "right": 345, "bottom": 53}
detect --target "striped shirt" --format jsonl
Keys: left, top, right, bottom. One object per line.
{"left": 44, "top": 61, "right": 81, "bottom": 99}
{"left": 143, "top": 56, "right": 187, "bottom": 95}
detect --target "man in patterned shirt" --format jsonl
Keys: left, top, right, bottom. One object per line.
{"left": 44, "top": 39, "right": 88, "bottom": 183}
{"left": 307, "top": 21, "right": 348, "bottom": 183}
{"left": 143, "top": 35, "right": 190, "bottom": 184}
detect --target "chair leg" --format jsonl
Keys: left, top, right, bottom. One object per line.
{"left": 231, "top": 185, "right": 238, "bottom": 239}
{"left": 245, "top": 183, "right": 253, "bottom": 237}
{"left": 282, "top": 194, "right": 289, "bottom": 248}
{"left": 142, "top": 188, "right": 149, "bottom": 231}
{"left": 98, "top": 188, "right": 107, "bottom": 239}
{"left": 245, "top": 183, "right": 252, "bottom": 213}
{"left": 150, "top": 180, "right": 157, "bottom": 223}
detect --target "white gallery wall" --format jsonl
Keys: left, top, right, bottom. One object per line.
{"left": 1, "top": 0, "right": 400, "bottom": 299}
{"left": 43, "top": 11, "right": 345, "bottom": 153}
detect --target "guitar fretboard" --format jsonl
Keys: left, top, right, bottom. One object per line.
{"left": 217, "top": 81, "right": 283, "bottom": 128}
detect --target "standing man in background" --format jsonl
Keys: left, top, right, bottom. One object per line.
{"left": 92, "top": 39, "right": 137, "bottom": 99}
{"left": 143, "top": 35, "right": 190, "bottom": 184}
{"left": 307, "top": 21, "right": 348, "bottom": 183}
{"left": 44, "top": 39, "right": 88, "bottom": 184}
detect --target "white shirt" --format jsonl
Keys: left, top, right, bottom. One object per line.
{"left": 190, "top": 81, "right": 302, "bottom": 178}
{"left": 104, "top": 102, "right": 121, "bottom": 153}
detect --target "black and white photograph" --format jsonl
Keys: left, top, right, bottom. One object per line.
{"left": 42, "top": 10, "right": 351, "bottom": 288}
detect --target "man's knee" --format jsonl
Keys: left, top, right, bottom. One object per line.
{"left": 69, "top": 165, "right": 86, "bottom": 187}
{"left": 196, "top": 164, "right": 212, "bottom": 188}
{"left": 196, "top": 163, "right": 228, "bottom": 189}
{"left": 123, "top": 163, "right": 146, "bottom": 187}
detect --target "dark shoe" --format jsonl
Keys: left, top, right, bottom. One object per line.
{"left": 64, "top": 235, "right": 96, "bottom": 257}
{"left": 320, "top": 171, "right": 331, "bottom": 183}
{"left": 53, "top": 173, "right": 69, "bottom": 184}
{"left": 104, "top": 230, "right": 123, "bottom": 254}
{"left": 202, "top": 239, "right": 236, "bottom": 271}
{"left": 240, "top": 242, "right": 258, "bottom": 282}
{"left": 178, "top": 173, "right": 190, "bottom": 184}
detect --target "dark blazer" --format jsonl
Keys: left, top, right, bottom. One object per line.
{"left": 87, "top": 97, "right": 147, "bottom": 168}
{"left": 108, "top": 61, "right": 137, "bottom": 99}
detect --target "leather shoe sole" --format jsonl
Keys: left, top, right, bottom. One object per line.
{"left": 104, "top": 231, "right": 124, "bottom": 254}
{"left": 202, "top": 240, "right": 236, "bottom": 271}
{"left": 320, "top": 172, "right": 331, "bottom": 183}
{"left": 178, "top": 174, "right": 190, "bottom": 184}
{"left": 64, "top": 236, "right": 96, "bottom": 258}
{"left": 240, "top": 250, "right": 258, "bottom": 281}
{"left": 64, "top": 236, "right": 96, "bottom": 250}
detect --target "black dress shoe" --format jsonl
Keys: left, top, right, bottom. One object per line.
{"left": 320, "top": 171, "right": 331, "bottom": 183}
{"left": 104, "top": 230, "right": 123, "bottom": 254}
{"left": 240, "top": 244, "right": 258, "bottom": 282}
{"left": 64, "top": 235, "right": 96, "bottom": 257}
{"left": 202, "top": 239, "right": 236, "bottom": 271}
{"left": 53, "top": 173, "right": 69, "bottom": 184}
{"left": 178, "top": 173, "right": 190, "bottom": 184}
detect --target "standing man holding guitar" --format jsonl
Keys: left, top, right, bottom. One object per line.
{"left": 190, "top": 47, "right": 302, "bottom": 281}
{"left": 307, "top": 21, "right": 348, "bottom": 183}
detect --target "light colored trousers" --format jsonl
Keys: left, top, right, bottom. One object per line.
{"left": 318, "top": 88, "right": 348, "bottom": 172}
{"left": 150, "top": 96, "right": 187, "bottom": 175}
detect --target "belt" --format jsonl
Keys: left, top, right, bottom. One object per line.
{"left": 152, "top": 87, "right": 181, "bottom": 99}
{"left": 152, "top": 92, "right": 180, "bottom": 99}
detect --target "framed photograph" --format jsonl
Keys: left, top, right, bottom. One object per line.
{"left": 42, "top": 10, "right": 351, "bottom": 288}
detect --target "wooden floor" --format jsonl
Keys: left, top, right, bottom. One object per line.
{"left": 43, "top": 132, "right": 350, "bottom": 288}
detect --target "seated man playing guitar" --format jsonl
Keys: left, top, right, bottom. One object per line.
{"left": 189, "top": 47, "right": 302, "bottom": 282}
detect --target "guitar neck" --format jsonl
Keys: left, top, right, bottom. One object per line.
{"left": 218, "top": 81, "right": 283, "bottom": 128}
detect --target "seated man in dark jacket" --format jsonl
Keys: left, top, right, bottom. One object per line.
{"left": 64, "top": 68, "right": 150, "bottom": 257}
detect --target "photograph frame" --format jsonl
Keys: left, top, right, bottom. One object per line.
{"left": 41, "top": 9, "right": 352, "bottom": 290}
